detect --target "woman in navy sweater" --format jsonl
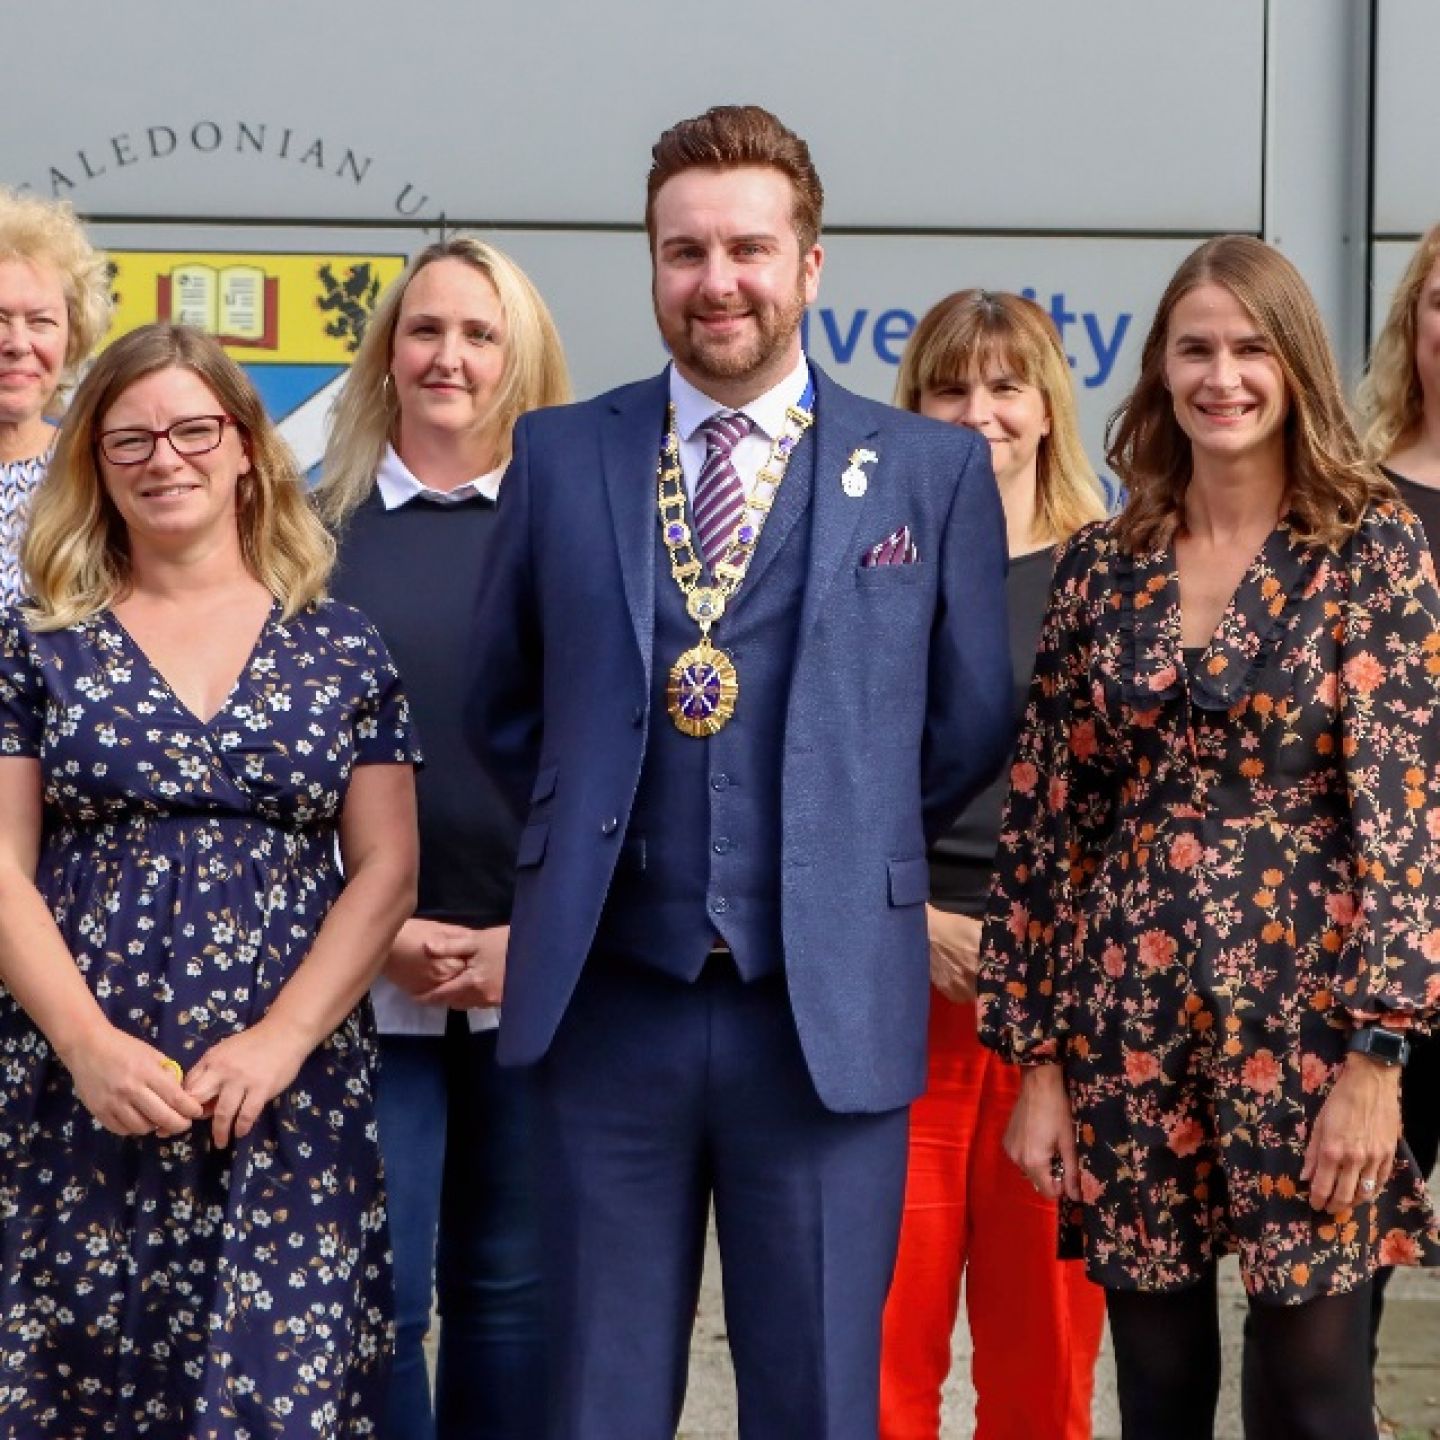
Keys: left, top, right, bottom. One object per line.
{"left": 316, "top": 237, "right": 570, "bottom": 1440}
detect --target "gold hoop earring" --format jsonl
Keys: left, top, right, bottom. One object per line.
{"left": 383, "top": 372, "right": 396, "bottom": 405}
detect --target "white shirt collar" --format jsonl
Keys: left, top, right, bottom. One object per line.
{"left": 669, "top": 353, "right": 811, "bottom": 444}
{"left": 374, "top": 443, "right": 502, "bottom": 510}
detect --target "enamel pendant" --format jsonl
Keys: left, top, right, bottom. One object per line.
{"left": 666, "top": 637, "right": 738, "bottom": 737}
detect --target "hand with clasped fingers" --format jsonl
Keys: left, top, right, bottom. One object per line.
{"left": 64, "top": 1021, "right": 204, "bottom": 1138}
{"left": 927, "top": 905, "right": 982, "bottom": 1004}
{"left": 1004, "top": 1062, "right": 1083, "bottom": 1203}
{"left": 181, "top": 1016, "right": 315, "bottom": 1149}
{"left": 384, "top": 917, "right": 507, "bottom": 1010}
{"left": 1301, "top": 1051, "right": 1402, "bottom": 1215}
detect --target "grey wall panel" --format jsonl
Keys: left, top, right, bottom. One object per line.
{"left": 10, "top": 0, "right": 1262, "bottom": 232}
{"left": 1373, "top": 0, "right": 1440, "bottom": 235}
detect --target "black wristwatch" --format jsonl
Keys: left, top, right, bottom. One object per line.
{"left": 1348, "top": 1027, "right": 1410, "bottom": 1068}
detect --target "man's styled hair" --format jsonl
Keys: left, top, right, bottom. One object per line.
{"left": 645, "top": 105, "right": 824, "bottom": 252}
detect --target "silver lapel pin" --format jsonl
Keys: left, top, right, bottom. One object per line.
{"left": 841, "top": 448, "right": 878, "bottom": 499}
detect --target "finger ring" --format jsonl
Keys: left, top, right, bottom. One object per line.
{"left": 161, "top": 1058, "right": 184, "bottom": 1084}
{"left": 1360, "top": 1178, "right": 1376, "bottom": 1193}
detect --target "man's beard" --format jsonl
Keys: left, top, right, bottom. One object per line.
{"left": 659, "top": 280, "right": 807, "bottom": 385}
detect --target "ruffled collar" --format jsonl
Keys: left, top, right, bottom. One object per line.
{"left": 1116, "top": 516, "right": 1320, "bottom": 711}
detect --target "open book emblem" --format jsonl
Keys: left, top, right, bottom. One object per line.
{"left": 113, "top": 248, "right": 406, "bottom": 474}
{"left": 158, "top": 262, "right": 280, "bottom": 348}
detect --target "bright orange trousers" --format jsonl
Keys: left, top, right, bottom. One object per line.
{"left": 880, "top": 993, "right": 1105, "bottom": 1440}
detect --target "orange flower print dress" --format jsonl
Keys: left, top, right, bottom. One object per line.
{"left": 977, "top": 505, "right": 1440, "bottom": 1303}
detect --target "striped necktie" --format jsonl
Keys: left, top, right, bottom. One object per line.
{"left": 692, "top": 410, "right": 753, "bottom": 570}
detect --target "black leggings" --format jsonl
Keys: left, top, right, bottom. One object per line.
{"left": 1107, "top": 1268, "right": 1377, "bottom": 1440}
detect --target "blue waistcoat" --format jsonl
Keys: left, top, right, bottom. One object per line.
{"left": 592, "top": 426, "right": 817, "bottom": 981}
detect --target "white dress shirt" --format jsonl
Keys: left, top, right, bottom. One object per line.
{"left": 374, "top": 442, "right": 502, "bottom": 509}
{"left": 668, "top": 354, "right": 811, "bottom": 505}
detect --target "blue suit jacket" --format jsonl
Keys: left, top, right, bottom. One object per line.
{"left": 468, "top": 364, "right": 1013, "bottom": 1112}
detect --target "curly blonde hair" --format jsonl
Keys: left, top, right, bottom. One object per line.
{"left": 1356, "top": 224, "right": 1440, "bottom": 463}
{"left": 0, "top": 186, "right": 113, "bottom": 416}
{"left": 895, "top": 289, "right": 1107, "bottom": 543}
{"left": 1107, "top": 235, "right": 1389, "bottom": 554}
{"left": 23, "top": 325, "right": 333, "bottom": 630}
{"left": 315, "top": 236, "right": 570, "bottom": 528}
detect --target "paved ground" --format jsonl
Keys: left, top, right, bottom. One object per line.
{"left": 678, "top": 1225, "right": 1440, "bottom": 1439}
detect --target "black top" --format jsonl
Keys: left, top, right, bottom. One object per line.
{"left": 1386, "top": 468, "right": 1440, "bottom": 556}
{"left": 330, "top": 489, "right": 518, "bottom": 928}
{"left": 929, "top": 545, "right": 1055, "bottom": 915}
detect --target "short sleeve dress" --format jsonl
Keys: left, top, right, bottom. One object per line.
{"left": 0, "top": 598, "right": 421, "bottom": 1438}
{"left": 978, "top": 505, "right": 1440, "bottom": 1304}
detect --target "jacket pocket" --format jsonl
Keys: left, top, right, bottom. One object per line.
{"left": 855, "top": 562, "right": 926, "bottom": 589}
{"left": 515, "top": 821, "right": 549, "bottom": 869}
{"left": 887, "top": 856, "right": 930, "bottom": 906}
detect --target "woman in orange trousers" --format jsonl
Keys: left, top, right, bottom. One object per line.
{"left": 881, "top": 291, "right": 1108, "bottom": 1440}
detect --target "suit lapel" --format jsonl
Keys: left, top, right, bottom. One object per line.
{"left": 601, "top": 373, "right": 669, "bottom": 686}
{"left": 797, "top": 367, "right": 879, "bottom": 644}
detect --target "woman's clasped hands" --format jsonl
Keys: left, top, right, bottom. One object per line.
{"left": 65, "top": 1014, "right": 314, "bottom": 1148}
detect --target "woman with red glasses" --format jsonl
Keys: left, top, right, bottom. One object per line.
{"left": 0, "top": 323, "right": 420, "bottom": 1437}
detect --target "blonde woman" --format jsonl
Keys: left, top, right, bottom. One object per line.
{"left": 881, "top": 291, "right": 1108, "bottom": 1440}
{"left": 980, "top": 237, "right": 1440, "bottom": 1439}
{"left": 0, "top": 185, "right": 112, "bottom": 603}
{"left": 1356, "top": 221, "right": 1440, "bottom": 1404}
{"left": 0, "top": 324, "right": 419, "bottom": 1437}
{"left": 316, "top": 237, "right": 568, "bottom": 1440}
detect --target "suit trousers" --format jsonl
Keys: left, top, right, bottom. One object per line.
{"left": 531, "top": 953, "right": 910, "bottom": 1440}
{"left": 879, "top": 993, "right": 1105, "bottom": 1440}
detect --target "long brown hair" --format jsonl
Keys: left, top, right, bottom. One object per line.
{"left": 24, "top": 324, "right": 333, "bottom": 629}
{"left": 896, "top": 289, "right": 1107, "bottom": 544}
{"left": 1107, "top": 235, "right": 1389, "bottom": 553}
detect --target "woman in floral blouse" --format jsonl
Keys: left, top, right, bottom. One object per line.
{"left": 978, "top": 235, "right": 1440, "bottom": 1440}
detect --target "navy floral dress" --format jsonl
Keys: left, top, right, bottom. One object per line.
{"left": 0, "top": 599, "right": 420, "bottom": 1437}
{"left": 978, "top": 505, "right": 1440, "bottom": 1304}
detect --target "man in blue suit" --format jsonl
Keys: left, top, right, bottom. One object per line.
{"left": 468, "top": 105, "right": 1012, "bottom": 1438}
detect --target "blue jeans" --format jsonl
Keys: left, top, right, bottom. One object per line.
{"left": 376, "top": 1019, "right": 545, "bottom": 1440}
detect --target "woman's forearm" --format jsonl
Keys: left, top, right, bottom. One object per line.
{"left": 258, "top": 764, "right": 418, "bottom": 1056}
{"left": 259, "top": 852, "right": 416, "bottom": 1055}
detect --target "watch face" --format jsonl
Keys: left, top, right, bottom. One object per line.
{"left": 1356, "top": 1028, "right": 1408, "bottom": 1064}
